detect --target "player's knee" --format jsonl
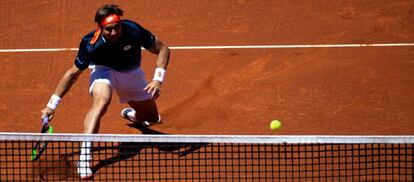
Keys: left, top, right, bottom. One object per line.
{"left": 92, "top": 96, "right": 111, "bottom": 111}
{"left": 147, "top": 113, "right": 160, "bottom": 123}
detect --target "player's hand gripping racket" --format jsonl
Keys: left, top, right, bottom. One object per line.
{"left": 31, "top": 117, "right": 54, "bottom": 161}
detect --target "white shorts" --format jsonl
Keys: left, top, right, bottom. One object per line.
{"left": 89, "top": 65, "right": 151, "bottom": 103}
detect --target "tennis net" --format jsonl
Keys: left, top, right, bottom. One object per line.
{"left": 0, "top": 133, "right": 413, "bottom": 181}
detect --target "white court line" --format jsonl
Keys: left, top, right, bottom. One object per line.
{"left": 170, "top": 43, "right": 414, "bottom": 49}
{"left": 0, "top": 43, "right": 413, "bottom": 52}
{"left": 0, "top": 48, "right": 79, "bottom": 52}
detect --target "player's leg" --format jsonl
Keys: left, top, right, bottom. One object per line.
{"left": 123, "top": 99, "right": 160, "bottom": 125}
{"left": 116, "top": 68, "right": 160, "bottom": 125}
{"left": 83, "top": 82, "right": 112, "bottom": 133}
{"left": 78, "top": 66, "right": 113, "bottom": 180}
{"left": 79, "top": 82, "right": 112, "bottom": 180}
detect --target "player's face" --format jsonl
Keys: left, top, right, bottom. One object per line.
{"left": 102, "top": 22, "right": 122, "bottom": 43}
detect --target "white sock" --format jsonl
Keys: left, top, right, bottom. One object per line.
{"left": 80, "top": 141, "right": 92, "bottom": 161}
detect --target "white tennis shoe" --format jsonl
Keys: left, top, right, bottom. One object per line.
{"left": 77, "top": 160, "right": 93, "bottom": 180}
{"left": 121, "top": 108, "right": 161, "bottom": 126}
{"left": 121, "top": 108, "right": 137, "bottom": 122}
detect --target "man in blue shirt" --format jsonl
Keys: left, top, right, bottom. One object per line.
{"left": 40, "top": 4, "right": 170, "bottom": 179}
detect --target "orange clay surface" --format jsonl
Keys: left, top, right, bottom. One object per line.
{"left": 0, "top": 0, "right": 413, "bottom": 135}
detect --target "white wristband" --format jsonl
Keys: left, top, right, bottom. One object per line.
{"left": 47, "top": 94, "right": 61, "bottom": 110}
{"left": 153, "top": 68, "right": 166, "bottom": 82}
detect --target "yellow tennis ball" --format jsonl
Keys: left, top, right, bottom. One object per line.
{"left": 270, "top": 120, "right": 281, "bottom": 131}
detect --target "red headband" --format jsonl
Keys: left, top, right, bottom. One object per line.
{"left": 100, "top": 14, "right": 121, "bottom": 26}
{"left": 90, "top": 14, "right": 121, "bottom": 45}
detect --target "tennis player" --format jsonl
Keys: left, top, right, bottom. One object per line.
{"left": 40, "top": 4, "right": 170, "bottom": 180}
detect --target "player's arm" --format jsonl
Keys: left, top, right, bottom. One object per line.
{"left": 144, "top": 38, "right": 170, "bottom": 100}
{"left": 41, "top": 65, "right": 84, "bottom": 120}
{"left": 148, "top": 38, "right": 170, "bottom": 70}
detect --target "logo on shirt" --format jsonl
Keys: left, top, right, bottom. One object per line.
{"left": 123, "top": 45, "right": 132, "bottom": 51}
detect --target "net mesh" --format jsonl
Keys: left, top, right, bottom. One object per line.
{"left": 0, "top": 133, "right": 413, "bottom": 181}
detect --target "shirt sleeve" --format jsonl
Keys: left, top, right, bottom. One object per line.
{"left": 131, "top": 22, "right": 156, "bottom": 50}
{"left": 74, "top": 38, "right": 91, "bottom": 70}
{"left": 140, "top": 27, "right": 156, "bottom": 50}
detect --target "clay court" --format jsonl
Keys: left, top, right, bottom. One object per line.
{"left": 0, "top": 0, "right": 413, "bottom": 136}
{"left": 0, "top": 1, "right": 414, "bottom": 181}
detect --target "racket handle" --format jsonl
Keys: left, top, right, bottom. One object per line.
{"left": 42, "top": 117, "right": 49, "bottom": 125}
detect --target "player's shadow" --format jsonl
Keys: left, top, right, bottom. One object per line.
{"left": 43, "top": 124, "right": 207, "bottom": 180}
{"left": 91, "top": 123, "right": 208, "bottom": 173}
{"left": 127, "top": 122, "right": 166, "bottom": 135}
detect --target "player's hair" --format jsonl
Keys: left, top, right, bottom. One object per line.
{"left": 94, "top": 4, "right": 124, "bottom": 25}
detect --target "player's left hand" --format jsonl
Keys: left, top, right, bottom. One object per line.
{"left": 144, "top": 81, "right": 162, "bottom": 100}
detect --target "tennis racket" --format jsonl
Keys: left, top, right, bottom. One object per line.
{"left": 31, "top": 117, "right": 54, "bottom": 161}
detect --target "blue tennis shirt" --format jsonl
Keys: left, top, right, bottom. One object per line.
{"left": 74, "top": 20, "right": 156, "bottom": 71}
